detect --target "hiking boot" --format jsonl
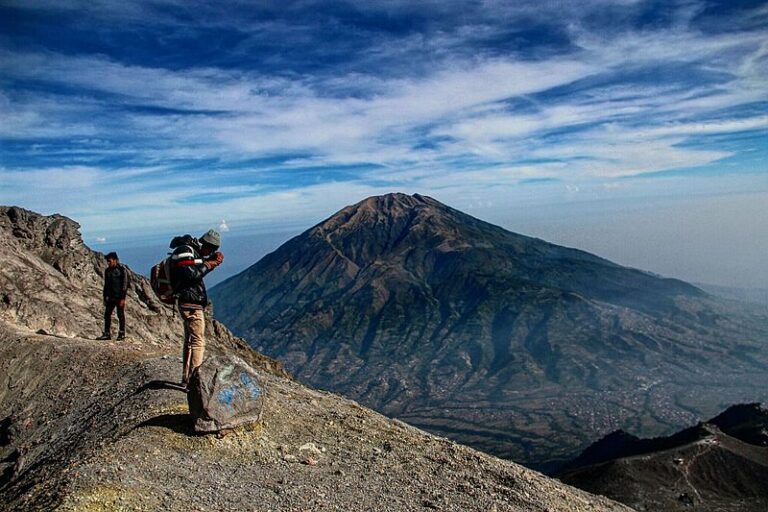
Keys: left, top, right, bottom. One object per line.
{"left": 96, "top": 333, "right": 111, "bottom": 341}
{"left": 116, "top": 333, "right": 126, "bottom": 341}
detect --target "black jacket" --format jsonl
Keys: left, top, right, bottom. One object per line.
{"left": 169, "top": 244, "right": 212, "bottom": 308}
{"left": 103, "top": 264, "right": 129, "bottom": 300}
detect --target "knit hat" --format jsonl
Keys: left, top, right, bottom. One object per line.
{"left": 200, "top": 229, "right": 221, "bottom": 248}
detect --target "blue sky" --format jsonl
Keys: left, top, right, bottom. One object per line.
{"left": 1, "top": 0, "right": 767, "bottom": 287}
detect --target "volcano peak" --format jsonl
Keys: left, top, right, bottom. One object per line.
{"left": 211, "top": 195, "right": 767, "bottom": 467}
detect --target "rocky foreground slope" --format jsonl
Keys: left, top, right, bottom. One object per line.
{"left": 0, "top": 206, "right": 628, "bottom": 511}
{"left": 211, "top": 193, "right": 768, "bottom": 468}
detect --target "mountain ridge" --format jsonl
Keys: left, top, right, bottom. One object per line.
{"left": 211, "top": 193, "right": 768, "bottom": 468}
{"left": 559, "top": 403, "right": 768, "bottom": 511}
{"left": 561, "top": 403, "right": 768, "bottom": 473}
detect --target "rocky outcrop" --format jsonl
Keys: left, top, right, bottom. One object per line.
{"left": 0, "top": 205, "right": 289, "bottom": 379}
{"left": 210, "top": 193, "right": 768, "bottom": 468}
{"left": 188, "top": 354, "right": 266, "bottom": 433}
{"left": 0, "top": 206, "right": 631, "bottom": 511}
{"left": 0, "top": 205, "right": 176, "bottom": 342}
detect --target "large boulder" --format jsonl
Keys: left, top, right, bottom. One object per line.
{"left": 187, "top": 355, "right": 265, "bottom": 433}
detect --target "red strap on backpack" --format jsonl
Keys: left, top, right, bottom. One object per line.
{"left": 174, "top": 259, "right": 199, "bottom": 267}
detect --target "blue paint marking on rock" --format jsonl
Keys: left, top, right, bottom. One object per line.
{"left": 240, "top": 372, "right": 262, "bottom": 400}
{"left": 218, "top": 387, "right": 237, "bottom": 412}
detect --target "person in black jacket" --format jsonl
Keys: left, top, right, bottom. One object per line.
{"left": 169, "top": 230, "right": 224, "bottom": 385}
{"left": 98, "top": 252, "right": 129, "bottom": 340}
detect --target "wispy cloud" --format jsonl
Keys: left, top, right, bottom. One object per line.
{"left": 1, "top": 0, "right": 766, "bottom": 239}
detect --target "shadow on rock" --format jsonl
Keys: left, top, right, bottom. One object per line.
{"left": 131, "top": 381, "right": 195, "bottom": 436}
{"left": 135, "top": 380, "right": 188, "bottom": 394}
{"left": 136, "top": 413, "right": 195, "bottom": 436}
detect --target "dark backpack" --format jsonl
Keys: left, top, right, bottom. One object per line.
{"left": 150, "top": 235, "right": 202, "bottom": 304}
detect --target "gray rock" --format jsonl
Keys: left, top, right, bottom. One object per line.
{"left": 187, "top": 355, "right": 265, "bottom": 433}
{"left": 298, "top": 442, "right": 324, "bottom": 456}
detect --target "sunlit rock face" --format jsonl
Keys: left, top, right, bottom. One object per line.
{"left": 0, "top": 205, "right": 286, "bottom": 364}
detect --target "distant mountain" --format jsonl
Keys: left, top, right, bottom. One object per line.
{"left": 211, "top": 193, "right": 768, "bottom": 468}
{"left": 559, "top": 403, "right": 768, "bottom": 511}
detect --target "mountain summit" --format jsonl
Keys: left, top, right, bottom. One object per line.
{"left": 211, "top": 193, "right": 768, "bottom": 467}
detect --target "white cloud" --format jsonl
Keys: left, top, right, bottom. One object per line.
{"left": 218, "top": 220, "right": 230, "bottom": 232}
{"left": 635, "top": 116, "right": 768, "bottom": 138}
{"left": 3, "top": 20, "right": 764, "bottom": 177}
{"left": 2, "top": 0, "right": 767, "bottom": 243}
{"left": 1, "top": 166, "right": 103, "bottom": 189}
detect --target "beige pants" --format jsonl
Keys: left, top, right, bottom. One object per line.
{"left": 180, "top": 308, "right": 206, "bottom": 384}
